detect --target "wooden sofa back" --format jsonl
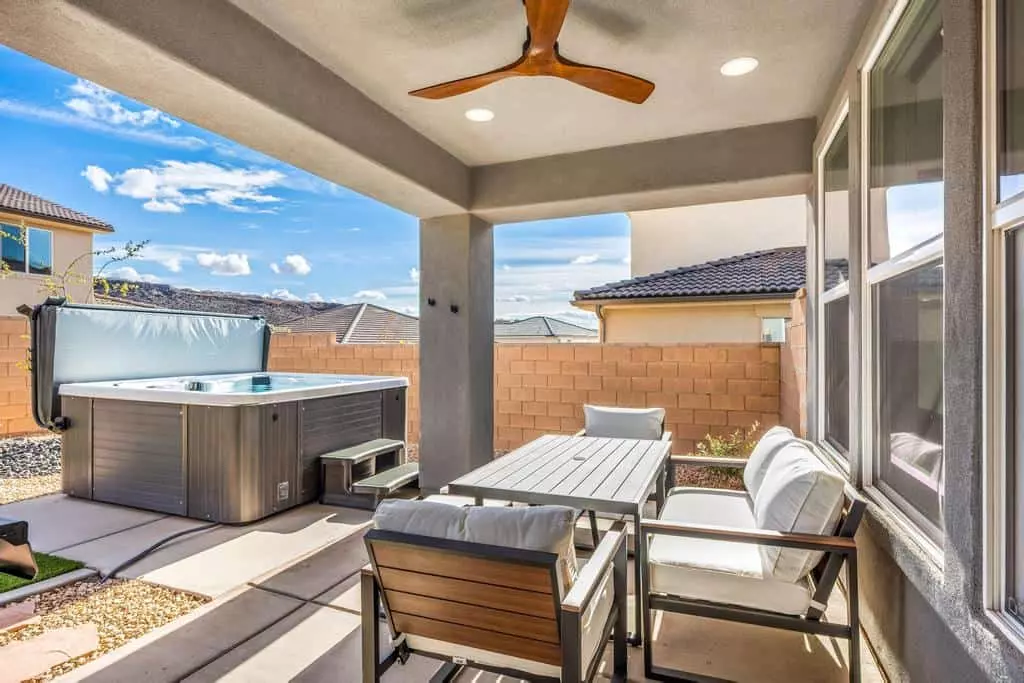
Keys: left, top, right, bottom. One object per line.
{"left": 365, "top": 529, "right": 565, "bottom": 666}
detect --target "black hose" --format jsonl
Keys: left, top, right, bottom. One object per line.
{"left": 99, "top": 521, "right": 220, "bottom": 583}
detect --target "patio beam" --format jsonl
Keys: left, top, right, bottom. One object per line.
{"left": 0, "top": 0, "right": 470, "bottom": 218}
{"left": 418, "top": 214, "right": 494, "bottom": 491}
{"left": 470, "top": 119, "right": 817, "bottom": 224}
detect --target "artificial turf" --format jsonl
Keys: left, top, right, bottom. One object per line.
{"left": 0, "top": 552, "right": 84, "bottom": 593}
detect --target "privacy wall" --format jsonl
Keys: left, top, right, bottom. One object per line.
{"left": 0, "top": 317, "right": 35, "bottom": 436}
{"left": 268, "top": 334, "right": 785, "bottom": 454}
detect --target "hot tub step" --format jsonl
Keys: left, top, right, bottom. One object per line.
{"left": 319, "top": 438, "right": 405, "bottom": 465}
{"left": 352, "top": 462, "right": 420, "bottom": 498}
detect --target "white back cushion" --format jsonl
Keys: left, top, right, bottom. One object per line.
{"left": 374, "top": 500, "right": 579, "bottom": 588}
{"left": 753, "top": 441, "right": 846, "bottom": 582}
{"left": 584, "top": 405, "right": 665, "bottom": 439}
{"left": 743, "top": 425, "right": 797, "bottom": 498}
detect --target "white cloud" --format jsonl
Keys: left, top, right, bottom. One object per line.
{"left": 502, "top": 294, "right": 531, "bottom": 303}
{"left": 105, "top": 266, "right": 160, "bottom": 283}
{"left": 196, "top": 252, "right": 251, "bottom": 276}
{"left": 622, "top": 254, "right": 631, "bottom": 264}
{"left": 82, "top": 165, "right": 113, "bottom": 193}
{"left": 571, "top": 254, "right": 600, "bottom": 265}
{"left": 270, "top": 288, "right": 300, "bottom": 301}
{"left": 64, "top": 79, "right": 180, "bottom": 129}
{"left": 92, "top": 160, "right": 285, "bottom": 214}
{"left": 409, "top": 267, "right": 420, "bottom": 283}
{"left": 307, "top": 292, "right": 324, "bottom": 303}
{"left": 271, "top": 254, "right": 312, "bottom": 276}
{"left": 0, "top": 99, "right": 205, "bottom": 149}
{"left": 354, "top": 290, "right": 387, "bottom": 301}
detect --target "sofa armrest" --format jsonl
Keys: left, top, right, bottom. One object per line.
{"left": 662, "top": 431, "right": 673, "bottom": 442}
{"left": 669, "top": 455, "right": 747, "bottom": 469}
{"left": 563, "top": 521, "right": 626, "bottom": 613}
{"left": 639, "top": 519, "right": 856, "bottom": 554}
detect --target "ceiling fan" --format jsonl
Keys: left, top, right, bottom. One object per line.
{"left": 409, "top": 0, "right": 655, "bottom": 104}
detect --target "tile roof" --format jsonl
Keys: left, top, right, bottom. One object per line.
{"left": 494, "top": 316, "right": 597, "bottom": 338}
{"left": 0, "top": 184, "right": 114, "bottom": 232}
{"left": 574, "top": 247, "right": 808, "bottom": 302}
{"left": 284, "top": 303, "right": 420, "bottom": 344}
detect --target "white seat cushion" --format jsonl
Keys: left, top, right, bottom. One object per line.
{"left": 742, "top": 425, "right": 796, "bottom": 497}
{"left": 584, "top": 405, "right": 665, "bottom": 439}
{"left": 753, "top": 441, "right": 846, "bottom": 582}
{"left": 374, "top": 499, "right": 578, "bottom": 588}
{"left": 648, "top": 489, "right": 812, "bottom": 616}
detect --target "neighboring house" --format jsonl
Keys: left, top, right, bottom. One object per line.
{"left": 0, "top": 183, "right": 114, "bottom": 314}
{"left": 284, "top": 303, "right": 420, "bottom": 343}
{"left": 493, "top": 316, "right": 597, "bottom": 343}
{"left": 628, "top": 195, "right": 806, "bottom": 277}
{"left": 573, "top": 247, "right": 830, "bottom": 344}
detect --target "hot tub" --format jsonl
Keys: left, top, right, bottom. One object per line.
{"left": 26, "top": 301, "right": 408, "bottom": 523}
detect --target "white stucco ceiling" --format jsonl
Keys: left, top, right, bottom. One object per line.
{"left": 228, "top": 0, "right": 872, "bottom": 166}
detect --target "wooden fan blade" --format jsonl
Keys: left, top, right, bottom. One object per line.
{"left": 554, "top": 58, "right": 655, "bottom": 104}
{"left": 524, "top": 0, "right": 571, "bottom": 54}
{"left": 409, "top": 58, "right": 524, "bottom": 99}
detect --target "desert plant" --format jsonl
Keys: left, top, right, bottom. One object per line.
{"left": 41, "top": 239, "right": 150, "bottom": 302}
{"left": 695, "top": 421, "right": 761, "bottom": 460}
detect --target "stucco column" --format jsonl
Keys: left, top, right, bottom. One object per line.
{"left": 418, "top": 214, "right": 494, "bottom": 491}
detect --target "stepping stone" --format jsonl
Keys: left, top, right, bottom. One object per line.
{"left": 0, "top": 623, "right": 99, "bottom": 683}
{"left": 0, "top": 601, "right": 37, "bottom": 634}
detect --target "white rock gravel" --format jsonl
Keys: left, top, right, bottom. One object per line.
{"left": 0, "top": 436, "right": 61, "bottom": 480}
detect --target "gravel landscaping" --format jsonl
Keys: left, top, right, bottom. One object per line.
{"left": 0, "top": 578, "right": 208, "bottom": 682}
{"left": 0, "top": 435, "right": 63, "bottom": 504}
{"left": 0, "top": 435, "right": 61, "bottom": 480}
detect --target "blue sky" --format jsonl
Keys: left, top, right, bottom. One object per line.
{"left": 0, "top": 46, "right": 629, "bottom": 325}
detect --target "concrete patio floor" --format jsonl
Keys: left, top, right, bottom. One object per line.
{"left": 1, "top": 495, "right": 885, "bottom": 681}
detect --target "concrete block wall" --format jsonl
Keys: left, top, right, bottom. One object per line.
{"left": 269, "top": 333, "right": 782, "bottom": 454}
{"left": 0, "top": 316, "right": 36, "bottom": 436}
{"left": 781, "top": 291, "right": 808, "bottom": 437}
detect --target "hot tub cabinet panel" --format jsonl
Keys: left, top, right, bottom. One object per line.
{"left": 187, "top": 403, "right": 299, "bottom": 523}
{"left": 59, "top": 384, "right": 407, "bottom": 523}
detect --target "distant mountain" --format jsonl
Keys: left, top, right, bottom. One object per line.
{"left": 94, "top": 280, "right": 341, "bottom": 325}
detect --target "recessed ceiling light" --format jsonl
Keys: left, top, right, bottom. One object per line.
{"left": 465, "top": 108, "right": 495, "bottom": 122}
{"left": 720, "top": 57, "right": 759, "bottom": 77}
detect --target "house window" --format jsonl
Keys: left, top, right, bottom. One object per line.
{"left": 999, "top": 0, "right": 1024, "bottom": 202}
{"left": 0, "top": 224, "right": 53, "bottom": 276}
{"left": 866, "top": 0, "right": 944, "bottom": 542}
{"left": 760, "top": 317, "right": 787, "bottom": 343}
{"left": 821, "top": 115, "right": 851, "bottom": 455}
{"left": 997, "top": 0, "right": 1024, "bottom": 623}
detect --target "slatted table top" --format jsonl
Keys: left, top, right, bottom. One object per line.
{"left": 448, "top": 434, "right": 672, "bottom": 515}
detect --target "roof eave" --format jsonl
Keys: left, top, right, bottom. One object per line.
{"left": 572, "top": 290, "right": 798, "bottom": 307}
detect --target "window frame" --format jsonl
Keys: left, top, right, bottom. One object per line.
{"left": 983, "top": 0, "right": 1024, "bottom": 647}
{"left": 858, "top": 0, "right": 946, "bottom": 563}
{"left": 815, "top": 100, "right": 853, "bottom": 469}
{"left": 0, "top": 223, "right": 54, "bottom": 277}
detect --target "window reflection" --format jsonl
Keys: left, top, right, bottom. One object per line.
{"left": 869, "top": 0, "right": 943, "bottom": 266}
{"left": 999, "top": 0, "right": 1024, "bottom": 202}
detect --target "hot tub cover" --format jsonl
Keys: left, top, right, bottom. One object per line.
{"left": 26, "top": 298, "right": 270, "bottom": 431}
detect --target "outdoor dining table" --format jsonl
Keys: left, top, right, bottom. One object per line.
{"left": 446, "top": 433, "right": 673, "bottom": 646}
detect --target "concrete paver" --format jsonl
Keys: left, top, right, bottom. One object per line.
{"left": 0, "top": 495, "right": 165, "bottom": 553}
{"left": 58, "top": 516, "right": 212, "bottom": 575}
{"left": 123, "top": 505, "right": 372, "bottom": 598}
{"left": 253, "top": 529, "right": 368, "bottom": 601}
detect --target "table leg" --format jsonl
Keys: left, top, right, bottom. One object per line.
{"left": 629, "top": 507, "right": 644, "bottom": 647}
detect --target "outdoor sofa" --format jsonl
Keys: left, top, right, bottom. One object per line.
{"left": 641, "top": 425, "right": 866, "bottom": 682}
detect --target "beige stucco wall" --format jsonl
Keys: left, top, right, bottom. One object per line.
{"left": 600, "top": 300, "right": 793, "bottom": 344}
{"left": 0, "top": 221, "right": 94, "bottom": 315}
{"left": 628, "top": 195, "right": 808, "bottom": 276}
